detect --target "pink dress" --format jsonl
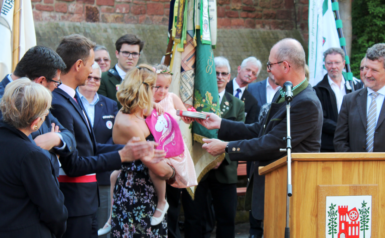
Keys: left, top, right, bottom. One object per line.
{"left": 158, "top": 93, "right": 197, "bottom": 188}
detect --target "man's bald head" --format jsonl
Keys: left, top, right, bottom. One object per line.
{"left": 272, "top": 38, "right": 306, "bottom": 70}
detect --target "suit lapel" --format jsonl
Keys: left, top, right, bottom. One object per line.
{"left": 356, "top": 88, "right": 368, "bottom": 128}
{"left": 108, "top": 66, "right": 122, "bottom": 88}
{"left": 376, "top": 97, "right": 385, "bottom": 129}
{"left": 220, "top": 92, "right": 232, "bottom": 118}
{"left": 259, "top": 80, "right": 267, "bottom": 105}
{"left": 94, "top": 97, "right": 102, "bottom": 130}
{"left": 225, "top": 79, "right": 234, "bottom": 95}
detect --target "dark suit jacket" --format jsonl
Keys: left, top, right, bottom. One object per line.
{"left": 51, "top": 87, "right": 123, "bottom": 217}
{"left": 0, "top": 121, "right": 67, "bottom": 238}
{"left": 314, "top": 74, "right": 363, "bottom": 152}
{"left": 219, "top": 81, "right": 323, "bottom": 220}
{"left": 226, "top": 79, "right": 260, "bottom": 124}
{"left": 334, "top": 87, "right": 385, "bottom": 152}
{"left": 93, "top": 94, "right": 119, "bottom": 185}
{"left": 210, "top": 92, "right": 245, "bottom": 184}
{"left": 0, "top": 75, "right": 10, "bottom": 102}
{"left": 0, "top": 75, "right": 76, "bottom": 177}
{"left": 98, "top": 66, "right": 122, "bottom": 108}
{"left": 248, "top": 78, "right": 267, "bottom": 108}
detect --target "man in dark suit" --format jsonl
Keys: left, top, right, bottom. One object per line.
{"left": 314, "top": 47, "right": 363, "bottom": 152}
{"left": 199, "top": 39, "right": 323, "bottom": 238}
{"left": 225, "top": 56, "right": 260, "bottom": 124}
{"left": 242, "top": 72, "right": 281, "bottom": 237}
{"left": 98, "top": 34, "right": 144, "bottom": 108}
{"left": 78, "top": 62, "right": 119, "bottom": 238}
{"left": 334, "top": 43, "right": 385, "bottom": 152}
{"left": 0, "top": 46, "right": 76, "bottom": 177}
{"left": 53, "top": 34, "right": 156, "bottom": 238}
{"left": 182, "top": 57, "right": 245, "bottom": 238}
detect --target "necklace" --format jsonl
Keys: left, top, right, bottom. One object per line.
{"left": 135, "top": 114, "right": 145, "bottom": 120}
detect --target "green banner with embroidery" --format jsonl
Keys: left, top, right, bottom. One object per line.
{"left": 193, "top": 29, "right": 219, "bottom": 138}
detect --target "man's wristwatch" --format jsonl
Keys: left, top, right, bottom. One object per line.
{"left": 225, "top": 144, "right": 229, "bottom": 153}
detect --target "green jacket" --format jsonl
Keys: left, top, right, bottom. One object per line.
{"left": 211, "top": 92, "right": 245, "bottom": 184}
{"left": 98, "top": 67, "right": 122, "bottom": 109}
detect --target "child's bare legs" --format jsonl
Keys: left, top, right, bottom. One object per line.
{"left": 149, "top": 169, "right": 167, "bottom": 218}
{"left": 103, "top": 170, "right": 120, "bottom": 227}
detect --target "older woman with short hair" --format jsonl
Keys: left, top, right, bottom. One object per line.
{"left": 0, "top": 78, "right": 68, "bottom": 238}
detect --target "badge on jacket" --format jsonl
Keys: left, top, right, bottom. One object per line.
{"left": 106, "top": 121, "right": 113, "bottom": 129}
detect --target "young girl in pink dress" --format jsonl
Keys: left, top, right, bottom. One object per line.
{"left": 98, "top": 65, "right": 197, "bottom": 235}
{"left": 147, "top": 64, "right": 197, "bottom": 225}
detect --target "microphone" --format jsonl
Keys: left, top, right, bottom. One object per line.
{"left": 283, "top": 81, "right": 293, "bottom": 102}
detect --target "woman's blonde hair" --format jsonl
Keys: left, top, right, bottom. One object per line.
{"left": 117, "top": 64, "right": 156, "bottom": 115}
{"left": 0, "top": 78, "right": 52, "bottom": 129}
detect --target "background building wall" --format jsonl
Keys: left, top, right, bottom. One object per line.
{"left": 30, "top": 0, "right": 310, "bottom": 81}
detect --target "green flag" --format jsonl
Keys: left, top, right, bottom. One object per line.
{"left": 193, "top": 29, "right": 220, "bottom": 140}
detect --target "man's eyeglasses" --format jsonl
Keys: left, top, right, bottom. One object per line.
{"left": 216, "top": 71, "right": 229, "bottom": 77}
{"left": 87, "top": 76, "right": 101, "bottom": 81}
{"left": 266, "top": 61, "right": 283, "bottom": 70}
{"left": 47, "top": 78, "right": 62, "bottom": 86}
{"left": 119, "top": 51, "right": 140, "bottom": 58}
{"left": 95, "top": 58, "right": 110, "bottom": 63}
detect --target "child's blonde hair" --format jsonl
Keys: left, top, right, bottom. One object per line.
{"left": 117, "top": 64, "right": 156, "bottom": 115}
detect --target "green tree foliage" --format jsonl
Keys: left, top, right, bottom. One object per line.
{"left": 327, "top": 203, "right": 338, "bottom": 237}
{"left": 351, "top": 0, "right": 385, "bottom": 78}
{"left": 359, "top": 200, "right": 370, "bottom": 238}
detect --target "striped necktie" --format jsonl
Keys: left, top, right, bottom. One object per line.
{"left": 235, "top": 88, "right": 242, "bottom": 99}
{"left": 366, "top": 91, "right": 379, "bottom": 152}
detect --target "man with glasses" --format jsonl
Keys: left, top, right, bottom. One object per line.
{"left": 98, "top": 34, "right": 144, "bottom": 108}
{"left": 94, "top": 45, "right": 111, "bottom": 73}
{"left": 182, "top": 56, "right": 245, "bottom": 238}
{"left": 0, "top": 45, "right": 76, "bottom": 178}
{"left": 225, "top": 56, "right": 260, "bottom": 124}
{"left": 77, "top": 62, "right": 118, "bottom": 238}
{"left": 197, "top": 38, "right": 323, "bottom": 238}
{"left": 313, "top": 47, "right": 363, "bottom": 152}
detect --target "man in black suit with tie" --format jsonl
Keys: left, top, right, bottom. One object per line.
{"left": 314, "top": 47, "right": 363, "bottom": 152}
{"left": 225, "top": 56, "right": 260, "bottom": 124}
{"left": 200, "top": 39, "right": 323, "bottom": 238}
{"left": 98, "top": 34, "right": 144, "bottom": 108}
{"left": 52, "top": 34, "right": 156, "bottom": 238}
{"left": 78, "top": 61, "right": 119, "bottom": 237}
{"left": 334, "top": 43, "right": 385, "bottom": 152}
{"left": 0, "top": 46, "right": 76, "bottom": 177}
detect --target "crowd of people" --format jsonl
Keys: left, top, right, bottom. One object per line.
{"left": 0, "top": 32, "right": 384, "bottom": 238}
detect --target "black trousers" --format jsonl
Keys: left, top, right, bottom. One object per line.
{"left": 249, "top": 211, "right": 263, "bottom": 238}
{"left": 182, "top": 171, "right": 237, "bottom": 238}
{"left": 166, "top": 184, "right": 182, "bottom": 238}
{"left": 63, "top": 213, "right": 98, "bottom": 238}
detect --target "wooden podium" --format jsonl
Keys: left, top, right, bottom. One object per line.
{"left": 259, "top": 153, "right": 385, "bottom": 238}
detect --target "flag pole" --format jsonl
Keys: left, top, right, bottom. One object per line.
{"left": 12, "top": 0, "right": 20, "bottom": 72}
{"left": 331, "top": 0, "right": 354, "bottom": 91}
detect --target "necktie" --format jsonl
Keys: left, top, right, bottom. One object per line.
{"left": 235, "top": 88, "right": 242, "bottom": 99}
{"left": 366, "top": 91, "right": 379, "bottom": 152}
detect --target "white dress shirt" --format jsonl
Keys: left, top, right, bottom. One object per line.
{"left": 218, "top": 90, "right": 226, "bottom": 105}
{"left": 266, "top": 78, "right": 280, "bottom": 104}
{"left": 233, "top": 79, "right": 246, "bottom": 99}
{"left": 115, "top": 64, "right": 126, "bottom": 81}
{"left": 328, "top": 76, "right": 346, "bottom": 113}
{"left": 366, "top": 86, "right": 385, "bottom": 127}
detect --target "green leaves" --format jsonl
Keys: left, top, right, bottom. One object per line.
{"left": 351, "top": 0, "right": 385, "bottom": 78}
{"left": 359, "top": 200, "right": 370, "bottom": 238}
{"left": 327, "top": 203, "right": 338, "bottom": 237}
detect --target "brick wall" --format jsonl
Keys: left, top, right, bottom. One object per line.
{"left": 31, "top": 0, "right": 309, "bottom": 41}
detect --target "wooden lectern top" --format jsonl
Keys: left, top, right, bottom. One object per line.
{"left": 259, "top": 152, "right": 385, "bottom": 176}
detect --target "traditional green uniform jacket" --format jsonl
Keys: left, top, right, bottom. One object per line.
{"left": 206, "top": 91, "right": 245, "bottom": 184}
{"left": 98, "top": 67, "right": 122, "bottom": 109}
